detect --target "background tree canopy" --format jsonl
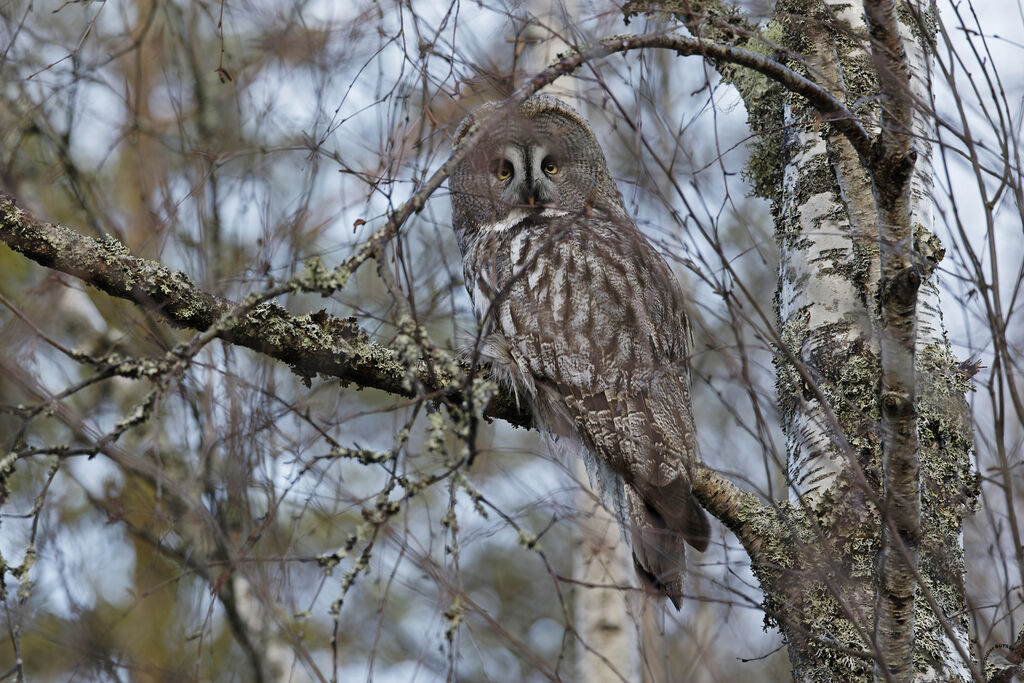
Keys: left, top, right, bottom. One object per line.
{"left": 0, "top": 1, "right": 1021, "bottom": 681}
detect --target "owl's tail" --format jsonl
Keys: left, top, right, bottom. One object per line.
{"left": 626, "top": 481, "right": 709, "bottom": 610}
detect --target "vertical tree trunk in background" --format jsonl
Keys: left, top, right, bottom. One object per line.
{"left": 522, "top": 3, "right": 645, "bottom": 681}
{"left": 573, "top": 489, "right": 645, "bottom": 682}
{"left": 231, "top": 573, "right": 293, "bottom": 683}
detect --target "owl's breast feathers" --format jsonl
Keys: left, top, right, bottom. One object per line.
{"left": 465, "top": 210, "right": 710, "bottom": 607}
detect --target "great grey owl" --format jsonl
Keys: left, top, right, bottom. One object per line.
{"left": 449, "top": 95, "right": 709, "bottom": 609}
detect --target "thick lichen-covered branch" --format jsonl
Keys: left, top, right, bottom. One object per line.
{"left": 691, "top": 462, "right": 776, "bottom": 562}
{"left": 0, "top": 192, "right": 763, "bottom": 537}
{"left": 0, "top": 193, "right": 428, "bottom": 404}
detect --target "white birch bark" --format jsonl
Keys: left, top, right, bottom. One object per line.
{"left": 232, "top": 572, "right": 294, "bottom": 683}
{"left": 766, "top": 1, "right": 976, "bottom": 678}
{"left": 573, "top": 471, "right": 644, "bottom": 683}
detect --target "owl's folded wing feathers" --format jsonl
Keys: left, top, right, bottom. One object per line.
{"left": 496, "top": 218, "right": 709, "bottom": 606}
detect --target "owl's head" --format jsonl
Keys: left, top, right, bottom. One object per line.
{"left": 449, "top": 95, "right": 626, "bottom": 247}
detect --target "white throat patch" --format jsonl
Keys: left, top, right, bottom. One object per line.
{"left": 481, "top": 208, "right": 570, "bottom": 233}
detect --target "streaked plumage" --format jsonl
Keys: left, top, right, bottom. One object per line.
{"left": 450, "top": 95, "right": 708, "bottom": 608}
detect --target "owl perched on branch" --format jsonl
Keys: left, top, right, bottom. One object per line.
{"left": 449, "top": 95, "right": 709, "bottom": 609}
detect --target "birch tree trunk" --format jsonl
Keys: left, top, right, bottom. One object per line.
{"left": 667, "top": 0, "right": 980, "bottom": 678}
{"left": 522, "top": 5, "right": 646, "bottom": 681}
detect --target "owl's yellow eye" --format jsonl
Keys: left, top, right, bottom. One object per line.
{"left": 542, "top": 158, "right": 559, "bottom": 175}
{"left": 494, "top": 160, "right": 513, "bottom": 181}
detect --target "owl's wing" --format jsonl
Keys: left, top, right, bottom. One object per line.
{"left": 555, "top": 370, "right": 711, "bottom": 554}
{"left": 499, "top": 216, "right": 710, "bottom": 566}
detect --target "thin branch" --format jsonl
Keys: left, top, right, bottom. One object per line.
{"left": 592, "top": 32, "right": 873, "bottom": 160}
{"left": 351, "top": 29, "right": 871, "bottom": 278}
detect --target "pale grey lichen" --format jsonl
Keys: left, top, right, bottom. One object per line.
{"left": 294, "top": 256, "right": 353, "bottom": 296}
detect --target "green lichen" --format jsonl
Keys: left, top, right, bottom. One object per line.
{"left": 112, "top": 389, "right": 158, "bottom": 438}
{"left": 743, "top": 79, "right": 787, "bottom": 203}
{"left": 425, "top": 410, "right": 451, "bottom": 457}
{"left": 100, "top": 234, "right": 131, "bottom": 256}
{"left": 914, "top": 223, "right": 945, "bottom": 279}
{"left": 0, "top": 450, "right": 17, "bottom": 507}
{"left": 735, "top": 21, "right": 794, "bottom": 205}
{"left": 793, "top": 152, "right": 838, "bottom": 204}
{"left": 453, "top": 471, "right": 488, "bottom": 520}
{"left": 812, "top": 246, "right": 870, "bottom": 285}
{"left": 444, "top": 595, "right": 465, "bottom": 642}
{"left": 914, "top": 342, "right": 977, "bottom": 676}
{"left": 11, "top": 545, "right": 36, "bottom": 603}
{"left": 917, "top": 343, "right": 977, "bottom": 509}
{"left": 827, "top": 14, "right": 879, "bottom": 119}
{"left": 897, "top": 0, "right": 938, "bottom": 48}
{"left": 517, "top": 530, "right": 539, "bottom": 551}
{"left": 294, "top": 256, "right": 353, "bottom": 296}
{"left": 821, "top": 338, "right": 881, "bottom": 449}
{"left": 913, "top": 571, "right": 969, "bottom": 675}
{"left": 765, "top": 337, "right": 976, "bottom": 679}
{"left": 345, "top": 335, "right": 409, "bottom": 385}
{"left": 144, "top": 267, "right": 205, "bottom": 323}
{"left": 325, "top": 445, "right": 394, "bottom": 466}
{"left": 774, "top": 306, "right": 809, "bottom": 427}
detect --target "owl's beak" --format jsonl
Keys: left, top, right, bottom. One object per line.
{"left": 521, "top": 183, "right": 550, "bottom": 208}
